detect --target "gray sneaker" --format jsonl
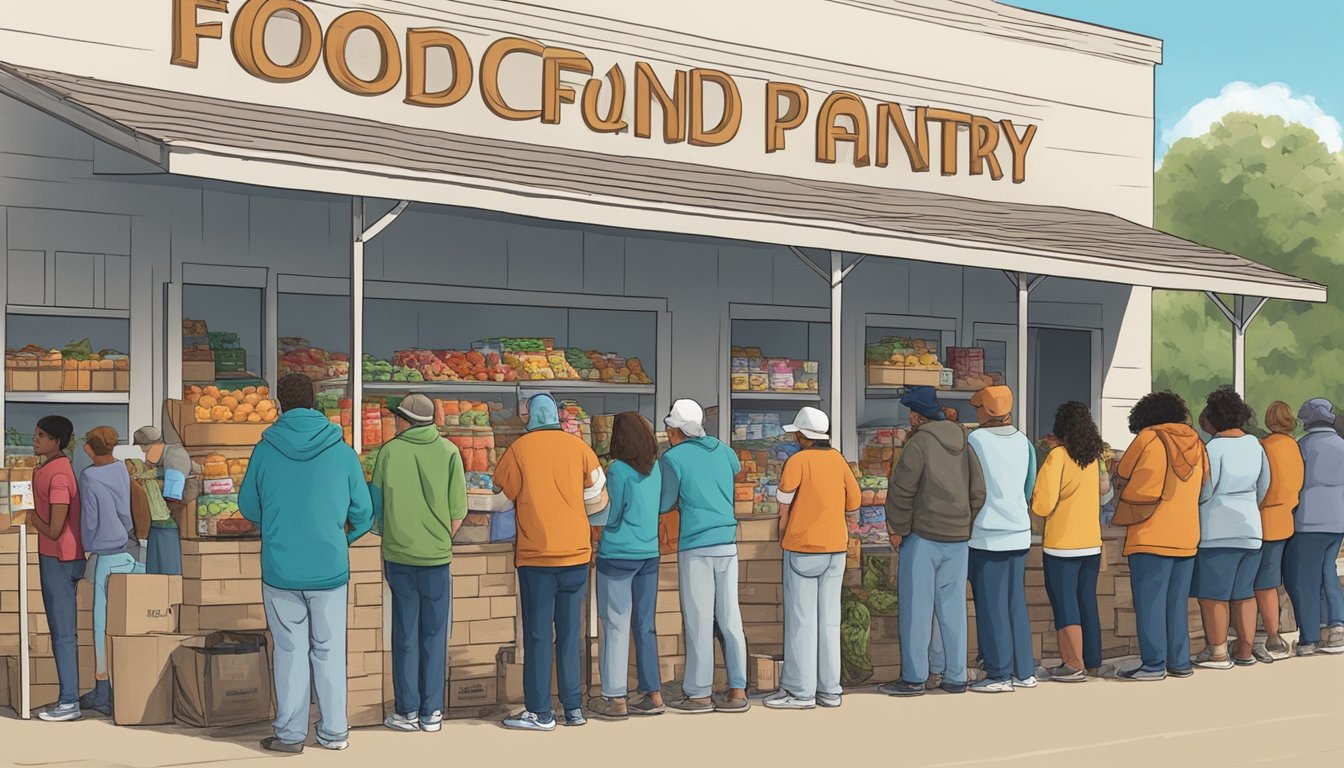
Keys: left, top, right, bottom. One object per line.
{"left": 1049, "top": 665, "right": 1087, "bottom": 683}
{"left": 924, "top": 673, "right": 944, "bottom": 691}
{"left": 385, "top": 711, "right": 420, "bottom": 732}
{"left": 502, "top": 711, "right": 557, "bottom": 731}
{"left": 37, "top": 702, "right": 82, "bottom": 722}
{"left": 712, "top": 693, "right": 751, "bottom": 713}
{"left": 629, "top": 694, "right": 666, "bottom": 716}
{"left": 763, "top": 691, "right": 815, "bottom": 710}
{"left": 1118, "top": 666, "right": 1167, "bottom": 682}
{"left": 1321, "top": 627, "right": 1344, "bottom": 654}
{"left": 817, "top": 692, "right": 843, "bottom": 708}
{"left": 1296, "top": 643, "right": 1319, "bottom": 658}
{"left": 563, "top": 708, "right": 587, "bottom": 727}
{"left": 261, "top": 738, "right": 304, "bottom": 754}
{"left": 587, "top": 697, "right": 629, "bottom": 721}
{"left": 668, "top": 697, "right": 716, "bottom": 714}
{"left": 420, "top": 711, "right": 443, "bottom": 733}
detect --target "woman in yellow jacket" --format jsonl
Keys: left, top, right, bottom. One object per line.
{"left": 1032, "top": 402, "right": 1107, "bottom": 683}
{"left": 1113, "top": 392, "right": 1208, "bottom": 682}
{"left": 1254, "top": 402, "right": 1304, "bottom": 662}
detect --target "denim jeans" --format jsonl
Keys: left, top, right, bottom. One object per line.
{"left": 1128, "top": 553, "right": 1195, "bottom": 673}
{"left": 262, "top": 584, "right": 348, "bottom": 745}
{"left": 39, "top": 556, "right": 85, "bottom": 704}
{"left": 596, "top": 556, "right": 661, "bottom": 698}
{"left": 898, "top": 534, "right": 969, "bottom": 685}
{"left": 385, "top": 562, "right": 452, "bottom": 719}
{"left": 92, "top": 552, "right": 139, "bottom": 675}
{"left": 781, "top": 551, "right": 846, "bottom": 700}
{"left": 679, "top": 549, "right": 748, "bottom": 697}
{"left": 1320, "top": 534, "right": 1344, "bottom": 629}
{"left": 968, "top": 548, "right": 1035, "bottom": 681}
{"left": 1043, "top": 553, "right": 1103, "bottom": 669}
{"left": 146, "top": 525, "right": 182, "bottom": 575}
{"left": 519, "top": 564, "right": 588, "bottom": 717}
{"left": 1285, "top": 532, "right": 1342, "bottom": 645}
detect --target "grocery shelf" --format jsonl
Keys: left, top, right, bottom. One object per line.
{"left": 518, "top": 381, "right": 655, "bottom": 396}
{"left": 730, "top": 391, "right": 823, "bottom": 403}
{"left": 865, "top": 387, "right": 977, "bottom": 400}
{"left": 5, "top": 391, "right": 131, "bottom": 405}
{"left": 6, "top": 304, "right": 131, "bottom": 320}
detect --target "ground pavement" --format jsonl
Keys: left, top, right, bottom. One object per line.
{"left": 2, "top": 655, "right": 1341, "bottom": 768}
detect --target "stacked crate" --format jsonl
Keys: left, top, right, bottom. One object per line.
{"left": 346, "top": 533, "right": 386, "bottom": 727}
{"left": 442, "top": 545, "right": 515, "bottom": 719}
{"left": 0, "top": 528, "right": 94, "bottom": 710}
{"left": 738, "top": 519, "right": 785, "bottom": 667}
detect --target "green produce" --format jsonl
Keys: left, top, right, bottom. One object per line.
{"left": 840, "top": 590, "right": 873, "bottom": 686}
{"left": 61, "top": 338, "right": 93, "bottom": 360}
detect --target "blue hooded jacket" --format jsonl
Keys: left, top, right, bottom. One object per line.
{"left": 239, "top": 408, "right": 374, "bottom": 591}
{"left": 659, "top": 436, "right": 741, "bottom": 552}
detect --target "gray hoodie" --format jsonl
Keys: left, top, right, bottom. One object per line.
{"left": 885, "top": 420, "right": 987, "bottom": 543}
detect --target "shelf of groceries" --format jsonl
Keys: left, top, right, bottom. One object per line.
{"left": 173, "top": 329, "right": 657, "bottom": 542}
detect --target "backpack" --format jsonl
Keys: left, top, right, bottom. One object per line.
{"left": 125, "top": 458, "right": 172, "bottom": 536}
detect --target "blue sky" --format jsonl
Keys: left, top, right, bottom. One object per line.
{"left": 1006, "top": 0, "right": 1344, "bottom": 161}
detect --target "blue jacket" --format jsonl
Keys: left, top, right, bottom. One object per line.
{"left": 967, "top": 427, "right": 1037, "bottom": 551}
{"left": 1298, "top": 427, "right": 1344, "bottom": 534}
{"left": 239, "top": 409, "right": 374, "bottom": 591}
{"left": 659, "top": 436, "right": 740, "bottom": 552}
{"left": 596, "top": 460, "right": 662, "bottom": 561}
{"left": 1198, "top": 434, "right": 1269, "bottom": 549}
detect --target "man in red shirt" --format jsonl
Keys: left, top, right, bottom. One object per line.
{"left": 26, "top": 416, "right": 85, "bottom": 721}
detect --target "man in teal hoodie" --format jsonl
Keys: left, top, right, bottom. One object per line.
{"left": 658, "top": 399, "right": 749, "bottom": 714}
{"left": 239, "top": 373, "right": 373, "bottom": 755}
{"left": 370, "top": 393, "right": 467, "bottom": 734}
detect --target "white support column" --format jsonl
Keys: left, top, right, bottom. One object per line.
{"left": 1009, "top": 272, "right": 1045, "bottom": 436}
{"left": 351, "top": 198, "right": 365, "bottom": 456}
{"left": 830, "top": 251, "right": 844, "bottom": 452}
{"left": 1206, "top": 293, "right": 1268, "bottom": 398}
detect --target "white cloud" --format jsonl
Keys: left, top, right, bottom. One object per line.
{"left": 1162, "top": 82, "right": 1343, "bottom": 157}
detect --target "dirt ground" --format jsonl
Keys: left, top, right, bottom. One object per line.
{"left": 2, "top": 655, "right": 1341, "bottom": 768}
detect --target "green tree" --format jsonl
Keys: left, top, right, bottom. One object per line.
{"left": 1154, "top": 112, "right": 1344, "bottom": 422}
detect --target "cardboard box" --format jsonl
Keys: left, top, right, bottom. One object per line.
{"left": 110, "top": 633, "right": 193, "bottom": 725}
{"left": 38, "top": 370, "right": 63, "bottom": 392}
{"left": 182, "top": 361, "right": 216, "bottom": 384}
{"left": 91, "top": 370, "right": 116, "bottom": 392}
{"left": 115, "top": 369, "right": 131, "bottom": 392}
{"left": 107, "top": 574, "right": 182, "bottom": 636}
{"left": 9, "top": 369, "right": 38, "bottom": 391}
{"left": 167, "top": 399, "right": 268, "bottom": 448}
{"left": 61, "top": 369, "right": 80, "bottom": 391}
{"left": 449, "top": 667, "right": 498, "bottom": 708}
{"left": 866, "top": 365, "right": 904, "bottom": 386}
{"left": 182, "top": 578, "right": 262, "bottom": 606}
{"left": 177, "top": 603, "right": 267, "bottom": 633}
{"left": 750, "top": 653, "right": 783, "bottom": 693}
{"left": 172, "top": 631, "right": 275, "bottom": 727}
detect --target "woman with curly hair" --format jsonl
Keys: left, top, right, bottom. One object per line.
{"left": 1031, "top": 402, "right": 1106, "bottom": 682}
{"left": 1113, "top": 391, "right": 1208, "bottom": 682}
{"left": 1191, "top": 387, "right": 1270, "bottom": 669}
{"left": 1253, "top": 401, "right": 1303, "bottom": 661}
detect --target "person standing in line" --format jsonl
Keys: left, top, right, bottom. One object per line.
{"left": 764, "top": 407, "right": 860, "bottom": 710}
{"left": 1032, "top": 403, "right": 1107, "bottom": 683}
{"left": 964, "top": 386, "right": 1038, "bottom": 694}
{"left": 29, "top": 416, "right": 85, "bottom": 722}
{"left": 659, "top": 399, "right": 750, "bottom": 714}
{"left": 495, "top": 394, "right": 608, "bottom": 731}
{"left": 588, "top": 413, "right": 666, "bottom": 721}
{"left": 78, "top": 426, "right": 137, "bottom": 716}
{"left": 1190, "top": 388, "right": 1270, "bottom": 669}
{"left": 371, "top": 394, "right": 468, "bottom": 734}
{"left": 131, "top": 426, "right": 199, "bottom": 575}
{"left": 879, "top": 387, "right": 986, "bottom": 698}
{"left": 239, "top": 373, "right": 373, "bottom": 754}
{"left": 1284, "top": 398, "right": 1344, "bottom": 656}
{"left": 1252, "top": 401, "right": 1303, "bottom": 662}
{"left": 1112, "top": 392, "right": 1207, "bottom": 681}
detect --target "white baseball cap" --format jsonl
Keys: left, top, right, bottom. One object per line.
{"left": 665, "top": 399, "right": 706, "bottom": 438}
{"left": 783, "top": 407, "right": 830, "bottom": 441}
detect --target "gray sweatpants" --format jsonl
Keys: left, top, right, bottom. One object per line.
{"left": 679, "top": 549, "right": 748, "bottom": 697}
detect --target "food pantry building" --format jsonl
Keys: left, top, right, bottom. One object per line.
{"left": 0, "top": 0, "right": 1326, "bottom": 724}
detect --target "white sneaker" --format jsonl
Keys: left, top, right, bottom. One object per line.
{"left": 970, "top": 678, "right": 1014, "bottom": 694}
{"left": 37, "top": 702, "right": 82, "bottom": 722}
{"left": 763, "top": 691, "right": 816, "bottom": 710}
{"left": 317, "top": 738, "right": 349, "bottom": 751}
{"left": 420, "top": 711, "right": 443, "bottom": 733}
{"left": 1013, "top": 676, "right": 1039, "bottom": 689}
{"left": 1321, "top": 627, "right": 1344, "bottom": 654}
{"left": 817, "top": 693, "right": 843, "bottom": 708}
{"left": 502, "top": 711, "right": 557, "bottom": 732}
{"left": 385, "top": 711, "right": 420, "bottom": 732}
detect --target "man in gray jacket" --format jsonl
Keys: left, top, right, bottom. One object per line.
{"left": 880, "top": 387, "right": 986, "bottom": 697}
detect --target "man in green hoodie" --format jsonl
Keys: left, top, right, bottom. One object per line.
{"left": 370, "top": 393, "right": 467, "bottom": 734}
{"left": 239, "top": 373, "right": 373, "bottom": 754}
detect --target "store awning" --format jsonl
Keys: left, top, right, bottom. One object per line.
{"left": 0, "top": 63, "right": 1326, "bottom": 303}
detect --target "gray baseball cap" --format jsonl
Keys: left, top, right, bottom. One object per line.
{"left": 396, "top": 393, "right": 437, "bottom": 425}
{"left": 132, "top": 426, "right": 163, "bottom": 446}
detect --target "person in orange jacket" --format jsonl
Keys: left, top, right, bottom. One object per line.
{"left": 1112, "top": 392, "right": 1208, "bottom": 682}
{"left": 1253, "top": 402, "right": 1303, "bottom": 662}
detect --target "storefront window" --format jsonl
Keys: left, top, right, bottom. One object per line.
{"left": 183, "top": 284, "right": 266, "bottom": 387}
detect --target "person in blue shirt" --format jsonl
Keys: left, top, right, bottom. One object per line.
{"left": 659, "top": 399, "right": 748, "bottom": 714}
{"left": 588, "top": 413, "right": 666, "bottom": 721}
{"left": 239, "top": 373, "right": 373, "bottom": 755}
